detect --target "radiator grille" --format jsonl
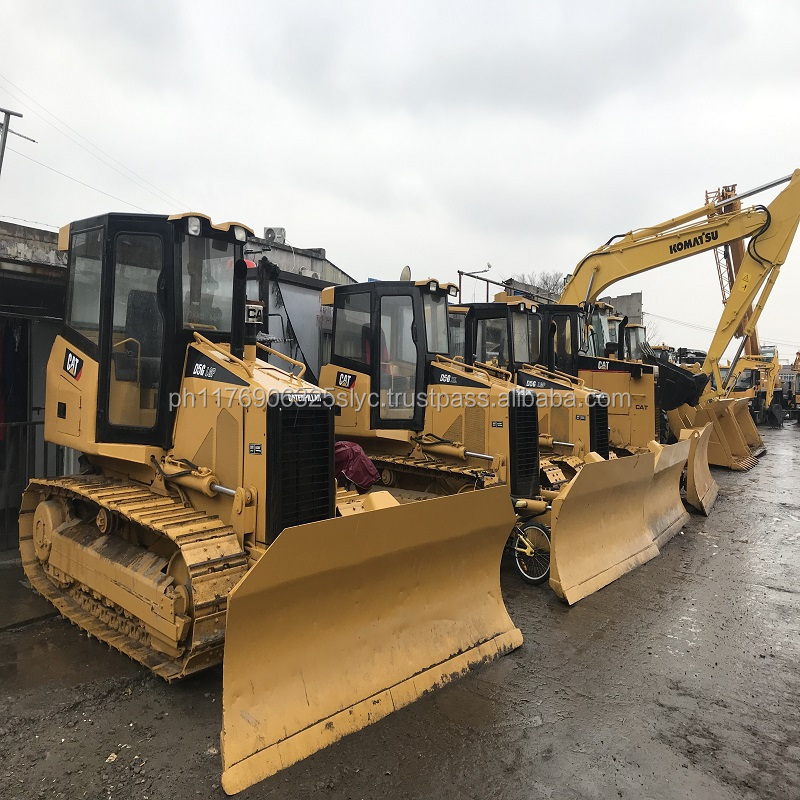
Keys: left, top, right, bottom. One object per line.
{"left": 464, "top": 405, "right": 486, "bottom": 453}
{"left": 266, "top": 400, "right": 335, "bottom": 543}
{"left": 589, "top": 400, "right": 610, "bottom": 459}
{"left": 508, "top": 392, "right": 540, "bottom": 498}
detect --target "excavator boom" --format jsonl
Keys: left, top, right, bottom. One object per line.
{"left": 559, "top": 169, "right": 800, "bottom": 470}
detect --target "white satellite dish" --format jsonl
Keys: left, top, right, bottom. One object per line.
{"left": 400, "top": 265, "right": 412, "bottom": 281}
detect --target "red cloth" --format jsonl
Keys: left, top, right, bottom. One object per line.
{"left": 334, "top": 441, "right": 380, "bottom": 492}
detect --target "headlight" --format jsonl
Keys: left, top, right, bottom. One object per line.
{"left": 187, "top": 216, "right": 202, "bottom": 236}
{"left": 428, "top": 280, "right": 438, "bottom": 292}
{"left": 449, "top": 286, "right": 458, "bottom": 297}
{"left": 234, "top": 225, "right": 247, "bottom": 242}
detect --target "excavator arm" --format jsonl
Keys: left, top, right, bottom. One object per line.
{"left": 558, "top": 169, "right": 800, "bottom": 472}
{"left": 560, "top": 173, "right": 800, "bottom": 386}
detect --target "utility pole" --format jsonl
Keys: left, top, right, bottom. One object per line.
{"left": 0, "top": 106, "right": 23, "bottom": 183}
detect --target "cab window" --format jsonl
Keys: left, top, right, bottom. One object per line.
{"left": 511, "top": 312, "right": 531, "bottom": 364}
{"left": 552, "top": 314, "right": 576, "bottom": 374}
{"left": 378, "top": 295, "right": 416, "bottom": 420}
{"left": 66, "top": 229, "right": 103, "bottom": 345}
{"left": 182, "top": 235, "right": 234, "bottom": 331}
{"left": 448, "top": 312, "right": 466, "bottom": 359}
{"left": 528, "top": 315, "right": 541, "bottom": 364}
{"left": 332, "top": 292, "right": 371, "bottom": 365}
{"left": 476, "top": 318, "right": 509, "bottom": 368}
{"left": 423, "top": 292, "right": 449, "bottom": 354}
{"left": 108, "top": 233, "right": 164, "bottom": 428}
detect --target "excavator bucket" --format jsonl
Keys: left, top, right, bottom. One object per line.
{"left": 548, "top": 451, "right": 659, "bottom": 605}
{"left": 220, "top": 486, "right": 521, "bottom": 795}
{"left": 669, "top": 401, "right": 758, "bottom": 471}
{"left": 731, "top": 397, "right": 766, "bottom": 454}
{"left": 679, "top": 424, "right": 719, "bottom": 516}
{"left": 646, "top": 440, "right": 691, "bottom": 549}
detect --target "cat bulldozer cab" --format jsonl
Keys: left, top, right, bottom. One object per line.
{"left": 559, "top": 169, "right": 800, "bottom": 474}
{"left": 456, "top": 294, "right": 688, "bottom": 570}
{"left": 19, "top": 213, "right": 523, "bottom": 795}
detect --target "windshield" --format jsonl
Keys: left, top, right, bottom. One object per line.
{"left": 423, "top": 292, "right": 450, "bottom": 354}
{"left": 181, "top": 234, "right": 235, "bottom": 331}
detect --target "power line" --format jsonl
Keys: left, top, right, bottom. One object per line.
{"left": 0, "top": 75, "right": 190, "bottom": 210}
{"left": 644, "top": 311, "right": 800, "bottom": 350}
{"left": 6, "top": 145, "right": 152, "bottom": 212}
{"left": 0, "top": 214, "right": 58, "bottom": 228}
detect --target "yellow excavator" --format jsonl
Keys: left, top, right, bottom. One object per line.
{"left": 19, "top": 213, "right": 522, "bottom": 795}
{"left": 558, "top": 169, "right": 800, "bottom": 471}
{"left": 318, "top": 279, "right": 667, "bottom": 604}
{"left": 719, "top": 349, "right": 783, "bottom": 426}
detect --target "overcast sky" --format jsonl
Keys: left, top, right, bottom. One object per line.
{"left": 3, "top": 0, "right": 800, "bottom": 358}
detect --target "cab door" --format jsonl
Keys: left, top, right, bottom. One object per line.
{"left": 370, "top": 289, "right": 426, "bottom": 431}
{"left": 96, "top": 216, "right": 175, "bottom": 445}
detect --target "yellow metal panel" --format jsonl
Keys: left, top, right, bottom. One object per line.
{"left": 646, "top": 440, "right": 690, "bottom": 549}
{"left": 221, "top": 486, "right": 520, "bottom": 793}
{"left": 679, "top": 425, "right": 718, "bottom": 516}
{"left": 548, "top": 451, "right": 658, "bottom": 604}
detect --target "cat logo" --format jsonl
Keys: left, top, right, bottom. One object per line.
{"left": 597, "top": 360, "right": 610, "bottom": 370}
{"left": 245, "top": 303, "right": 264, "bottom": 324}
{"left": 336, "top": 371, "right": 356, "bottom": 389}
{"left": 63, "top": 349, "right": 84, "bottom": 381}
{"left": 635, "top": 404, "right": 648, "bottom": 410}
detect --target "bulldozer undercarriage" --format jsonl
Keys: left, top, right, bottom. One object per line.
{"left": 19, "top": 475, "right": 248, "bottom": 681}
{"left": 374, "top": 453, "right": 496, "bottom": 494}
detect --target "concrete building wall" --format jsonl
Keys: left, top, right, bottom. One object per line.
{"left": 598, "top": 291, "right": 643, "bottom": 325}
{"left": 247, "top": 237, "right": 356, "bottom": 285}
{"left": 0, "top": 222, "right": 66, "bottom": 269}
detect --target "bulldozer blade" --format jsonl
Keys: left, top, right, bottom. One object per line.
{"left": 669, "top": 401, "right": 759, "bottom": 471}
{"left": 220, "top": 486, "right": 521, "bottom": 795}
{"left": 731, "top": 397, "right": 766, "bottom": 455}
{"left": 548, "top": 451, "right": 659, "bottom": 605}
{"left": 646, "top": 440, "right": 691, "bottom": 549}
{"left": 679, "top": 424, "right": 719, "bottom": 516}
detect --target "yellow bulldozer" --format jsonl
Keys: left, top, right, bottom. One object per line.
{"left": 558, "top": 169, "right": 800, "bottom": 472}
{"left": 19, "top": 212, "right": 523, "bottom": 794}
{"left": 317, "top": 279, "right": 671, "bottom": 605}
{"left": 450, "top": 295, "right": 690, "bottom": 554}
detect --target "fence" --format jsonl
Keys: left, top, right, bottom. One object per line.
{"left": 0, "top": 420, "right": 65, "bottom": 551}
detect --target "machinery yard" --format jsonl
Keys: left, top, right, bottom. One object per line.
{"left": 2, "top": 425, "right": 797, "bottom": 800}
{"left": 3, "top": 8, "right": 800, "bottom": 799}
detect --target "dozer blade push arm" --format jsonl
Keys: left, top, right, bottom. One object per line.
{"left": 559, "top": 170, "right": 800, "bottom": 307}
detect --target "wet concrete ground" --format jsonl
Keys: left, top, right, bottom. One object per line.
{"left": 1, "top": 427, "right": 798, "bottom": 800}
